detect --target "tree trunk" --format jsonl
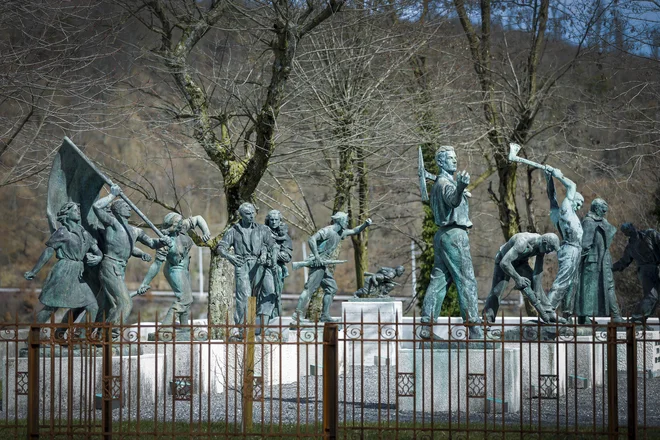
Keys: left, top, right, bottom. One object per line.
{"left": 494, "top": 156, "right": 521, "bottom": 240}
{"left": 351, "top": 147, "right": 368, "bottom": 289}
{"left": 207, "top": 252, "right": 235, "bottom": 339}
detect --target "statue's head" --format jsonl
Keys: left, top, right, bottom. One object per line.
{"left": 331, "top": 211, "right": 349, "bottom": 229}
{"left": 238, "top": 203, "right": 256, "bottom": 224}
{"left": 539, "top": 233, "right": 560, "bottom": 254}
{"left": 621, "top": 222, "right": 636, "bottom": 237}
{"left": 161, "top": 212, "right": 183, "bottom": 236}
{"left": 435, "top": 146, "right": 457, "bottom": 174}
{"left": 572, "top": 192, "right": 584, "bottom": 212}
{"left": 111, "top": 199, "right": 131, "bottom": 219}
{"left": 590, "top": 198, "right": 608, "bottom": 218}
{"left": 57, "top": 202, "right": 81, "bottom": 224}
{"left": 395, "top": 265, "right": 405, "bottom": 277}
{"left": 265, "top": 209, "right": 282, "bottom": 230}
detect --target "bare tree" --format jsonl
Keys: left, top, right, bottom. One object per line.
{"left": 0, "top": 1, "right": 122, "bottom": 188}
{"left": 115, "top": 0, "right": 347, "bottom": 332}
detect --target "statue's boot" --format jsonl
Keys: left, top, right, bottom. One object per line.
{"left": 418, "top": 323, "right": 443, "bottom": 341}
{"left": 468, "top": 324, "right": 484, "bottom": 340}
{"left": 611, "top": 315, "right": 626, "bottom": 324}
{"left": 320, "top": 294, "right": 338, "bottom": 323}
{"left": 320, "top": 315, "right": 339, "bottom": 323}
{"left": 289, "top": 310, "right": 307, "bottom": 329}
{"left": 178, "top": 312, "right": 190, "bottom": 326}
{"left": 160, "top": 309, "right": 175, "bottom": 326}
{"left": 482, "top": 308, "right": 496, "bottom": 324}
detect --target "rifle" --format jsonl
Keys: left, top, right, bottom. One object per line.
{"left": 292, "top": 259, "right": 347, "bottom": 270}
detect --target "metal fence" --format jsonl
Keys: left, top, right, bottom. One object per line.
{"left": 0, "top": 312, "right": 658, "bottom": 439}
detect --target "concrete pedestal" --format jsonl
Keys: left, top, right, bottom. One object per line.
{"left": 398, "top": 347, "right": 521, "bottom": 413}
{"left": 341, "top": 301, "right": 402, "bottom": 367}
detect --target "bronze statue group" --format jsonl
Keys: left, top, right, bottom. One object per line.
{"left": 23, "top": 138, "right": 660, "bottom": 341}
{"left": 418, "top": 143, "right": 660, "bottom": 341}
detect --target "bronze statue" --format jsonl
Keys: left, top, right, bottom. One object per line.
{"left": 291, "top": 212, "right": 371, "bottom": 325}
{"left": 137, "top": 213, "right": 211, "bottom": 326}
{"left": 216, "top": 203, "right": 274, "bottom": 329}
{"left": 482, "top": 232, "right": 560, "bottom": 323}
{"left": 418, "top": 146, "right": 482, "bottom": 339}
{"left": 93, "top": 184, "right": 168, "bottom": 326}
{"left": 353, "top": 265, "right": 405, "bottom": 298}
{"left": 24, "top": 202, "right": 102, "bottom": 327}
{"left": 573, "top": 199, "right": 623, "bottom": 324}
{"left": 612, "top": 223, "right": 660, "bottom": 324}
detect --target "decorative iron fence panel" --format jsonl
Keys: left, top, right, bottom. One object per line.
{"left": 0, "top": 316, "right": 658, "bottom": 439}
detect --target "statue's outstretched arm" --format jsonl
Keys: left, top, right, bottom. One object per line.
{"left": 138, "top": 258, "right": 164, "bottom": 295}
{"left": 24, "top": 247, "right": 55, "bottom": 279}
{"left": 343, "top": 218, "right": 372, "bottom": 237}
{"left": 190, "top": 216, "right": 211, "bottom": 242}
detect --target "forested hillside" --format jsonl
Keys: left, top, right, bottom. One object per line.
{"left": 1, "top": 0, "right": 659, "bottom": 322}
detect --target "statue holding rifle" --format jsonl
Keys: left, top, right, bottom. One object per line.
{"left": 290, "top": 212, "right": 371, "bottom": 325}
{"left": 508, "top": 143, "right": 583, "bottom": 322}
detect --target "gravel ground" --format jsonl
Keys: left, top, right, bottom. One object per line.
{"left": 81, "top": 366, "right": 660, "bottom": 433}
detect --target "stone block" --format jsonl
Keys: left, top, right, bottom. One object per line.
{"left": 397, "top": 347, "right": 520, "bottom": 413}
{"left": 341, "top": 301, "right": 402, "bottom": 367}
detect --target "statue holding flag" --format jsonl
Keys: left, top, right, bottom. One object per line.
{"left": 43, "top": 137, "right": 169, "bottom": 330}
{"left": 93, "top": 185, "right": 169, "bottom": 327}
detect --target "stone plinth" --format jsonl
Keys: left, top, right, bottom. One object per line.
{"left": 397, "top": 347, "right": 521, "bottom": 414}
{"left": 341, "top": 301, "right": 402, "bottom": 367}
{"left": 4, "top": 352, "right": 164, "bottom": 418}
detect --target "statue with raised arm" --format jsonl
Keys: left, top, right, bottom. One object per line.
{"left": 215, "top": 203, "right": 275, "bottom": 332}
{"left": 544, "top": 165, "right": 584, "bottom": 320}
{"left": 353, "top": 265, "right": 405, "bottom": 298}
{"left": 137, "top": 213, "right": 211, "bottom": 326}
{"left": 291, "top": 212, "right": 372, "bottom": 325}
{"left": 263, "top": 210, "right": 293, "bottom": 321}
{"left": 24, "top": 202, "right": 103, "bottom": 330}
{"left": 573, "top": 199, "right": 623, "bottom": 324}
{"left": 418, "top": 145, "right": 482, "bottom": 339}
{"left": 482, "top": 232, "right": 560, "bottom": 323}
{"left": 612, "top": 223, "right": 660, "bottom": 324}
{"left": 93, "top": 184, "right": 168, "bottom": 327}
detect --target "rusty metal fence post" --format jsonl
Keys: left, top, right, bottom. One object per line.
{"left": 626, "top": 326, "right": 638, "bottom": 440}
{"left": 27, "top": 325, "right": 40, "bottom": 440}
{"left": 323, "top": 323, "right": 338, "bottom": 440}
{"left": 607, "top": 323, "right": 619, "bottom": 440}
{"left": 102, "top": 325, "right": 113, "bottom": 440}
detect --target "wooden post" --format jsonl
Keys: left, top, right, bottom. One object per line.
{"left": 323, "top": 323, "right": 338, "bottom": 440}
{"left": 242, "top": 297, "right": 256, "bottom": 433}
{"left": 607, "top": 324, "right": 619, "bottom": 440}
{"left": 626, "top": 326, "right": 638, "bottom": 440}
{"left": 27, "top": 326, "right": 40, "bottom": 440}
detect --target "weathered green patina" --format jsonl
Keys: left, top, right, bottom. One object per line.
{"left": 138, "top": 213, "right": 211, "bottom": 326}
{"left": 572, "top": 199, "right": 623, "bottom": 323}
{"left": 418, "top": 146, "right": 482, "bottom": 339}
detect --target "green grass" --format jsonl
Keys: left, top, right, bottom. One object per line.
{"left": 0, "top": 420, "right": 658, "bottom": 439}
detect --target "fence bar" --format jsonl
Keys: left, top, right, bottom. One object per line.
{"left": 102, "top": 326, "right": 112, "bottom": 440}
{"left": 323, "top": 323, "right": 338, "bottom": 440}
{"left": 27, "top": 325, "right": 40, "bottom": 440}
{"left": 607, "top": 323, "right": 619, "bottom": 440}
{"left": 627, "top": 326, "right": 638, "bottom": 440}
